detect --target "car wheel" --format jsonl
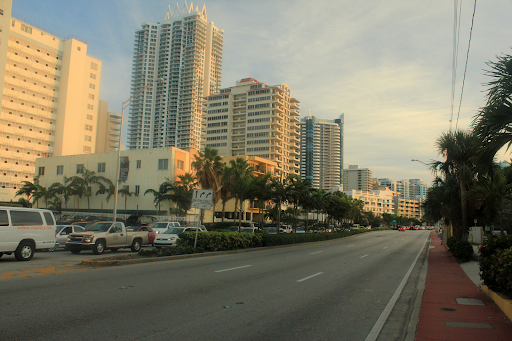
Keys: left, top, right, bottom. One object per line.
{"left": 93, "top": 240, "right": 105, "bottom": 255}
{"left": 131, "top": 239, "right": 141, "bottom": 252}
{"left": 110, "top": 248, "right": 119, "bottom": 252}
{"left": 69, "top": 246, "right": 81, "bottom": 254}
{"left": 15, "top": 241, "right": 34, "bottom": 261}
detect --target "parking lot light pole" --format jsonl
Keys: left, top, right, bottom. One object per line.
{"left": 113, "top": 79, "right": 163, "bottom": 222}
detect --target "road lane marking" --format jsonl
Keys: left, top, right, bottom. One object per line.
{"left": 310, "top": 251, "right": 323, "bottom": 255}
{"left": 215, "top": 265, "right": 252, "bottom": 273}
{"left": 360, "top": 254, "right": 369, "bottom": 258}
{"left": 383, "top": 247, "right": 388, "bottom": 249}
{"left": 297, "top": 272, "right": 324, "bottom": 282}
{"left": 365, "top": 234, "right": 430, "bottom": 341}
{"left": 0, "top": 263, "right": 90, "bottom": 281}
{"left": 347, "top": 245, "right": 354, "bottom": 247}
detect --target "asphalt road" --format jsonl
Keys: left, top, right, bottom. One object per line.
{"left": 0, "top": 230, "right": 430, "bottom": 341}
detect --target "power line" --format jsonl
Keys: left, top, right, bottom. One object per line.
{"left": 455, "top": 0, "right": 477, "bottom": 131}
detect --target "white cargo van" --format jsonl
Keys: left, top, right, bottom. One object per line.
{"left": 0, "top": 207, "right": 56, "bottom": 261}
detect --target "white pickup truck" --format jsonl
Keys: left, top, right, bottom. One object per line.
{"left": 66, "top": 221, "right": 148, "bottom": 255}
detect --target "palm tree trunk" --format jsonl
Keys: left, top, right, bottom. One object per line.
{"left": 459, "top": 178, "right": 469, "bottom": 241}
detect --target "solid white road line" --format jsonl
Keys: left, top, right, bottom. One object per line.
{"left": 347, "top": 245, "right": 354, "bottom": 247}
{"left": 310, "top": 251, "right": 323, "bottom": 255}
{"left": 383, "top": 247, "right": 388, "bottom": 249}
{"left": 215, "top": 265, "right": 252, "bottom": 273}
{"left": 297, "top": 272, "right": 324, "bottom": 283}
{"left": 365, "top": 234, "right": 429, "bottom": 341}
{"left": 360, "top": 254, "right": 369, "bottom": 258}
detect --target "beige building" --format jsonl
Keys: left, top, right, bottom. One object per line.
{"left": 343, "top": 189, "right": 395, "bottom": 216}
{"left": 95, "top": 100, "right": 121, "bottom": 153}
{"left": 204, "top": 78, "right": 300, "bottom": 177}
{"left": 34, "top": 146, "right": 198, "bottom": 214}
{"left": 343, "top": 165, "right": 372, "bottom": 191}
{"left": 393, "top": 196, "right": 423, "bottom": 219}
{"left": 0, "top": 1, "right": 111, "bottom": 201}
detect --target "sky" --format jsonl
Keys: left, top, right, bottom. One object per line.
{"left": 12, "top": 0, "right": 512, "bottom": 185}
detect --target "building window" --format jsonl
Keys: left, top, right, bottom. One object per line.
{"left": 20, "top": 24, "right": 32, "bottom": 34}
{"left": 83, "top": 146, "right": 91, "bottom": 152}
{"left": 88, "top": 94, "right": 94, "bottom": 100}
{"left": 87, "top": 104, "right": 94, "bottom": 110}
{"left": 56, "top": 165, "right": 63, "bottom": 175}
{"left": 85, "top": 135, "right": 92, "bottom": 142}
{"left": 158, "top": 158, "right": 168, "bottom": 170}
{"left": 90, "top": 73, "right": 96, "bottom": 79}
{"left": 136, "top": 160, "right": 141, "bottom": 169}
{"left": 135, "top": 185, "right": 140, "bottom": 195}
{"left": 176, "top": 160, "right": 184, "bottom": 170}
{"left": 38, "top": 167, "right": 45, "bottom": 176}
{"left": 77, "top": 46, "right": 81, "bottom": 51}
{"left": 86, "top": 114, "right": 93, "bottom": 120}
{"left": 85, "top": 124, "right": 93, "bottom": 131}
{"left": 89, "top": 83, "right": 95, "bottom": 89}
{"left": 90, "top": 62, "right": 98, "bottom": 71}
{"left": 76, "top": 164, "right": 84, "bottom": 174}
{"left": 98, "top": 162, "right": 106, "bottom": 173}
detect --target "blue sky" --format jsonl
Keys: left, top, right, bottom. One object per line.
{"left": 13, "top": 0, "right": 512, "bottom": 185}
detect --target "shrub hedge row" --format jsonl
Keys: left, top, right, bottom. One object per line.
{"left": 446, "top": 236, "right": 474, "bottom": 262}
{"left": 479, "top": 235, "right": 512, "bottom": 295}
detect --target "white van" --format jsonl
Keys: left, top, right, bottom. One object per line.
{"left": 0, "top": 207, "right": 56, "bottom": 261}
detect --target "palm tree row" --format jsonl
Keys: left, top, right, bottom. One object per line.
{"left": 425, "top": 51, "right": 512, "bottom": 240}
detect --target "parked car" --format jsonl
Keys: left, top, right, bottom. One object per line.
{"left": 151, "top": 221, "right": 181, "bottom": 234}
{"left": 51, "top": 225, "right": 86, "bottom": 250}
{"left": 127, "top": 225, "right": 156, "bottom": 245}
{"left": 125, "top": 214, "right": 158, "bottom": 227}
{"left": 154, "top": 226, "right": 206, "bottom": 248}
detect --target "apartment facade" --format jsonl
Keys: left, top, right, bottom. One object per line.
{"left": 95, "top": 100, "right": 121, "bottom": 153}
{"left": 393, "top": 196, "right": 423, "bottom": 219}
{"left": 343, "top": 189, "right": 395, "bottom": 216}
{"left": 378, "top": 178, "right": 427, "bottom": 200}
{"left": 343, "top": 165, "right": 372, "bottom": 191}
{"left": 204, "top": 78, "right": 300, "bottom": 177}
{"left": 127, "top": 3, "right": 223, "bottom": 151}
{"left": 299, "top": 114, "right": 341, "bottom": 191}
{"left": 0, "top": 1, "right": 104, "bottom": 201}
{"left": 34, "top": 146, "right": 198, "bottom": 213}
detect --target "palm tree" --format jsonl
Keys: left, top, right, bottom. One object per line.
{"left": 251, "top": 172, "right": 272, "bottom": 228}
{"left": 473, "top": 52, "right": 512, "bottom": 164}
{"left": 50, "top": 176, "right": 78, "bottom": 209}
{"left": 95, "top": 177, "right": 117, "bottom": 207}
{"left": 191, "top": 147, "right": 224, "bottom": 222}
{"left": 225, "top": 158, "right": 255, "bottom": 229}
{"left": 118, "top": 186, "right": 139, "bottom": 212}
{"left": 15, "top": 176, "right": 40, "bottom": 205}
{"left": 65, "top": 175, "right": 86, "bottom": 210}
{"left": 285, "top": 175, "right": 311, "bottom": 232}
{"left": 67, "top": 167, "right": 103, "bottom": 210}
{"left": 431, "top": 130, "right": 477, "bottom": 240}
{"left": 144, "top": 179, "right": 173, "bottom": 215}
{"left": 268, "top": 175, "right": 287, "bottom": 234}
{"left": 172, "top": 173, "right": 197, "bottom": 216}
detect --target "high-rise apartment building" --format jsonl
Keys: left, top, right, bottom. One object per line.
{"left": 204, "top": 78, "right": 300, "bottom": 177}
{"left": 0, "top": 1, "right": 103, "bottom": 201}
{"left": 378, "top": 178, "right": 427, "bottom": 200}
{"left": 95, "top": 100, "right": 121, "bottom": 153}
{"left": 335, "top": 113, "right": 344, "bottom": 178}
{"left": 343, "top": 165, "right": 372, "bottom": 191}
{"left": 127, "top": 3, "right": 223, "bottom": 151}
{"left": 299, "top": 113, "right": 341, "bottom": 190}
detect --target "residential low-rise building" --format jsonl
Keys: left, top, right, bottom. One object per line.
{"left": 343, "top": 188, "right": 395, "bottom": 216}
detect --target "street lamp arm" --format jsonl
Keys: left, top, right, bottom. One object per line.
{"left": 411, "top": 159, "right": 428, "bottom": 166}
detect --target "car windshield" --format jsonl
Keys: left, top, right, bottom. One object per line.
{"left": 86, "top": 222, "right": 112, "bottom": 232}
{"left": 163, "top": 228, "right": 186, "bottom": 234}
{"left": 153, "top": 222, "right": 168, "bottom": 229}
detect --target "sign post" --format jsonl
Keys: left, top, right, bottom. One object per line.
{"left": 191, "top": 189, "right": 213, "bottom": 248}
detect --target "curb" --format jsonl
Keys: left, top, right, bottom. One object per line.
{"left": 482, "top": 285, "right": 512, "bottom": 322}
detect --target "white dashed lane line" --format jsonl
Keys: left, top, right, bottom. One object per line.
{"left": 310, "top": 251, "right": 323, "bottom": 255}
{"left": 215, "top": 265, "right": 252, "bottom": 273}
{"left": 297, "top": 272, "right": 324, "bottom": 283}
{"left": 360, "top": 254, "right": 369, "bottom": 258}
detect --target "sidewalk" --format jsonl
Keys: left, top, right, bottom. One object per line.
{"left": 415, "top": 233, "right": 512, "bottom": 340}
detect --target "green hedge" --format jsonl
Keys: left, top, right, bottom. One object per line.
{"left": 139, "top": 246, "right": 203, "bottom": 257}
{"left": 480, "top": 235, "right": 512, "bottom": 295}
{"left": 177, "top": 228, "right": 372, "bottom": 250}
{"left": 449, "top": 240, "right": 474, "bottom": 262}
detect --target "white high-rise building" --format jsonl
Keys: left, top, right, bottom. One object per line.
{"left": 204, "top": 78, "right": 300, "bottom": 177}
{"left": 0, "top": 1, "right": 104, "bottom": 201}
{"left": 127, "top": 3, "right": 223, "bottom": 151}
{"left": 343, "top": 165, "right": 372, "bottom": 191}
{"left": 299, "top": 113, "right": 341, "bottom": 190}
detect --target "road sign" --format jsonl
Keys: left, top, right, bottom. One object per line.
{"left": 191, "top": 189, "right": 214, "bottom": 209}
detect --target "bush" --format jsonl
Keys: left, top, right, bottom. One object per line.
{"left": 450, "top": 240, "right": 474, "bottom": 262}
{"left": 491, "top": 247, "right": 512, "bottom": 296}
{"left": 178, "top": 231, "right": 264, "bottom": 251}
{"left": 447, "top": 236, "right": 457, "bottom": 251}
{"left": 479, "top": 235, "right": 512, "bottom": 290}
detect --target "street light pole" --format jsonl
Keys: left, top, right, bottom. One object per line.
{"left": 113, "top": 78, "right": 163, "bottom": 222}
{"left": 411, "top": 159, "right": 428, "bottom": 166}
